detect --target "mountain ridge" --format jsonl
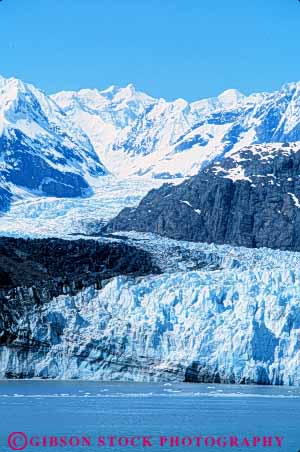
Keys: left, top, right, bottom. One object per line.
{"left": 0, "top": 75, "right": 107, "bottom": 212}
{"left": 52, "top": 80, "right": 300, "bottom": 178}
{"left": 2, "top": 74, "right": 300, "bottom": 214}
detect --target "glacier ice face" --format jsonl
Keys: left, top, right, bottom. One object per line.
{"left": 1, "top": 234, "right": 300, "bottom": 385}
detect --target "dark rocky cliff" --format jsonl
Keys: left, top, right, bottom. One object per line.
{"left": 106, "top": 143, "right": 300, "bottom": 251}
{"left": 0, "top": 236, "right": 160, "bottom": 356}
{"left": 0, "top": 237, "right": 159, "bottom": 290}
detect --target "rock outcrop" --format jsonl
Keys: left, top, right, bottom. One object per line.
{"left": 106, "top": 143, "right": 300, "bottom": 252}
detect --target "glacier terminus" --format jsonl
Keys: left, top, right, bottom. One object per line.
{"left": 1, "top": 75, "right": 300, "bottom": 385}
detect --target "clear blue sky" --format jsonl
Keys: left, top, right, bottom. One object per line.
{"left": 0, "top": 0, "right": 300, "bottom": 101}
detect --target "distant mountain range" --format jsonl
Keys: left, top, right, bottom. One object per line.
{"left": 53, "top": 80, "right": 300, "bottom": 178}
{"left": 1, "top": 74, "right": 300, "bottom": 212}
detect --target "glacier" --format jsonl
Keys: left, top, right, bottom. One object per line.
{"left": 1, "top": 175, "right": 300, "bottom": 385}
{"left": 1, "top": 232, "right": 300, "bottom": 385}
{"left": 0, "top": 176, "right": 165, "bottom": 237}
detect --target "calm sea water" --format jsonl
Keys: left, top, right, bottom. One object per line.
{"left": 0, "top": 382, "right": 299, "bottom": 452}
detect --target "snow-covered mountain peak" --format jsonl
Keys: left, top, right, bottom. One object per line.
{"left": 99, "top": 84, "right": 120, "bottom": 99}
{"left": 97, "top": 83, "right": 152, "bottom": 103}
{"left": 280, "top": 81, "right": 300, "bottom": 94}
{"left": 0, "top": 76, "right": 96, "bottom": 145}
{"left": 0, "top": 75, "right": 108, "bottom": 211}
{"left": 50, "top": 79, "right": 300, "bottom": 179}
{"left": 123, "top": 82, "right": 136, "bottom": 92}
{"left": 0, "top": 76, "right": 26, "bottom": 112}
{"left": 0, "top": 75, "right": 24, "bottom": 90}
{"left": 52, "top": 89, "right": 114, "bottom": 118}
{"left": 53, "top": 83, "right": 154, "bottom": 113}
{"left": 217, "top": 88, "right": 246, "bottom": 107}
{"left": 109, "top": 83, "right": 155, "bottom": 107}
{"left": 0, "top": 74, "right": 65, "bottom": 129}
{"left": 173, "top": 98, "right": 189, "bottom": 109}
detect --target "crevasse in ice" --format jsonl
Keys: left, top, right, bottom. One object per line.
{"left": 1, "top": 234, "right": 300, "bottom": 385}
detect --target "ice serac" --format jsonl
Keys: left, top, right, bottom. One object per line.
{"left": 53, "top": 81, "right": 300, "bottom": 179}
{"left": 106, "top": 142, "right": 300, "bottom": 252}
{"left": 1, "top": 234, "right": 300, "bottom": 385}
{"left": 0, "top": 75, "right": 107, "bottom": 212}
